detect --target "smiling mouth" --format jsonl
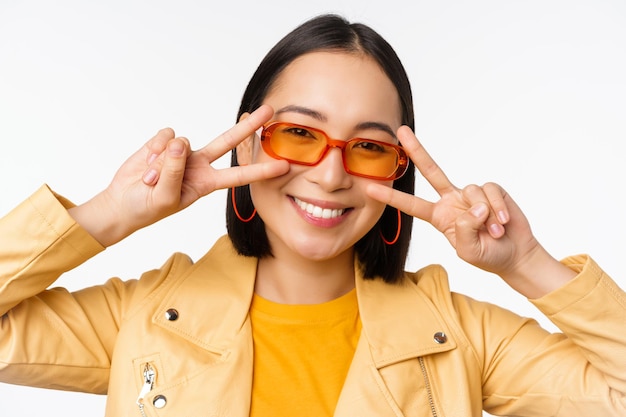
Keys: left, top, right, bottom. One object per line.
{"left": 293, "top": 197, "right": 348, "bottom": 219}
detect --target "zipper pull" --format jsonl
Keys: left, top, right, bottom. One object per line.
{"left": 136, "top": 363, "right": 156, "bottom": 416}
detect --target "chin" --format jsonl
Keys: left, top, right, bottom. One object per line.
{"left": 288, "top": 236, "right": 354, "bottom": 262}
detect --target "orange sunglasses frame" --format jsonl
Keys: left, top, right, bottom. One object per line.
{"left": 260, "top": 121, "right": 409, "bottom": 180}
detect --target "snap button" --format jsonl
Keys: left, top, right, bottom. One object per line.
{"left": 164, "top": 308, "right": 179, "bottom": 321}
{"left": 153, "top": 394, "right": 167, "bottom": 408}
{"left": 433, "top": 331, "right": 448, "bottom": 344}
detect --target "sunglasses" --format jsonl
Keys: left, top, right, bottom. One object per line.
{"left": 259, "top": 122, "right": 409, "bottom": 180}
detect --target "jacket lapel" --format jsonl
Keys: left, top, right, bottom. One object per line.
{"left": 152, "top": 235, "right": 257, "bottom": 353}
{"left": 334, "top": 265, "right": 456, "bottom": 416}
{"left": 356, "top": 268, "right": 457, "bottom": 366}
{"left": 149, "top": 236, "right": 258, "bottom": 416}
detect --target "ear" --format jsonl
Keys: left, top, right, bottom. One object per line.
{"left": 235, "top": 112, "right": 254, "bottom": 166}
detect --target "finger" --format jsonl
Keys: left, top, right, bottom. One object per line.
{"left": 366, "top": 183, "right": 434, "bottom": 222}
{"left": 397, "top": 126, "right": 456, "bottom": 196}
{"left": 462, "top": 184, "right": 505, "bottom": 238}
{"left": 212, "top": 160, "right": 290, "bottom": 190}
{"left": 145, "top": 138, "right": 190, "bottom": 203}
{"left": 199, "top": 104, "right": 274, "bottom": 163}
{"left": 144, "top": 127, "right": 176, "bottom": 164}
{"left": 483, "top": 182, "right": 509, "bottom": 224}
{"left": 454, "top": 202, "right": 490, "bottom": 259}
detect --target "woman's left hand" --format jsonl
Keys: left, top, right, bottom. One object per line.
{"left": 367, "top": 126, "right": 549, "bottom": 284}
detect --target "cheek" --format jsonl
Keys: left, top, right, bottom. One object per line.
{"left": 247, "top": 174, "right": 288, "bottom": 212}
{"left": 364, "top": 182, "right": 393, "bottom": 220}
{"left": 358, "top": 181, "right": 390, "bottom": 214}
{"left": 247, "top": 182, "right": 268, "bottom": 224}
{"left": 366, "top": 180, "right": 393, "bottom": 209}
{"left": 370, "top": 202, "right": 388, "bottom": 225}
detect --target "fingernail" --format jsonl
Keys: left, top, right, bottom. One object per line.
{"left": 490, "top": 223, "right": 504, "bottom": 236}
{"left": 147, "top": 153, "right": 158, "bottom": 164}
{"left": 497, "top": 210, "right": 508, "bottom": 223}
{"left": 471, "top": 203, "right": 487, "bottom": 218}
{"left": 143, "top": 169, "right": 157, "bottom": 184}
{"left": 168, "top": 140, "right": 184, "bottom": 156}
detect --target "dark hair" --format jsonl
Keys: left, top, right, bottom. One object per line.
{"left": 226, "top": 14, "right": 415, "bottom": 283}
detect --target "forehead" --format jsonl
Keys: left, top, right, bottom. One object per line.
{"left": 264, "top": 51, "right": 402, "bottom": 129}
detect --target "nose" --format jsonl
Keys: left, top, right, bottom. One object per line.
{"left": 305, "top": 147, "right": 352, "bottom": 191}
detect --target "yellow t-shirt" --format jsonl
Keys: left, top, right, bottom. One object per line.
{"left": 249, "top": 288, "right": 361, "bottom": 416}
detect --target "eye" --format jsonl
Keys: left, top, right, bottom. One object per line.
{"left": 277, "top": 125, "right": 324, "bottom": 146}
{"left": 353, "top": 140, "right": 386, "bottom": 153}
{"left": 284, "top": 127, "right": 316, "bottom": 138}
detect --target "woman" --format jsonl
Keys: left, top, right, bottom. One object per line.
{"left": 1, "top": 14, "right": 624, "bottom": 417}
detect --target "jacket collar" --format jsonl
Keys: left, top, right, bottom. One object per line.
{"left": 153, "top": 236, "right": 257, "bottom": 353}
{"left": 153, "top": 235, "right": 456, "bottom": 361}
{"left": 355, "top": 263, "right": 456, "bottom": 367}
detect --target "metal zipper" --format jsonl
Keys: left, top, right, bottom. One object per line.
{"left": 418, "top": 357, "right": 438, "bottom": 417}
{"left": 136, "top": 362, "right": 156, "bottom": 417}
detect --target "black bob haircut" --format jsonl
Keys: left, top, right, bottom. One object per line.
{"left": 226, "top": 14, "right": 416, "bottom": 284}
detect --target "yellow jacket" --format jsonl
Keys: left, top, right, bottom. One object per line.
{"left": 1, "top": 185, "right": 625, "bottom": 417}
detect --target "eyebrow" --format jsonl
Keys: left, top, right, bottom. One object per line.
{"left": 275, "top": 105, "right": 327, "bottom": 122}
{"left": 275, "top": 105, "right": 397, "bottom": 139}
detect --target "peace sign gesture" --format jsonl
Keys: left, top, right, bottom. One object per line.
{"left": 69, "top": 105, "right": 289, "bottom": 247}
{"left": 367, "top": 126, "right": 575, "bottom": 297}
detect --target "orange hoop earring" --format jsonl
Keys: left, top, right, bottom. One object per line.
{"left": 231, "top": 186, "right": 256, "bottom": 222}
{"left": 380, "top": 208, "right": 401, "bottom": 245}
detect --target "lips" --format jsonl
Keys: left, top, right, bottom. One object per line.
{"left": 293, "top": 197, "right": 347, "bottom": 219}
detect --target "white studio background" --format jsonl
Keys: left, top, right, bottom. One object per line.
{"left": 1, "top": 1, "right": 624, "bottom": 416}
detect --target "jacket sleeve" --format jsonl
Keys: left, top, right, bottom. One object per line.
{"left": 459, "top": 255, "right": 626, "bottom": 416}
{"left": 0, "top": 185, "right": 126, "bottom": 394}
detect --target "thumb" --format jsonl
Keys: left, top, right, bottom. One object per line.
{"left": 150, "top": 137, "right": 190, "bottom": 204}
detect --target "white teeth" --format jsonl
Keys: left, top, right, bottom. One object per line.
{"left": 294, "top": 197, "right": 345, "bottom": 219}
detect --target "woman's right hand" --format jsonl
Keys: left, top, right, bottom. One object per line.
{"left": 69, "top": 105, "right": 289, "bottom": 247}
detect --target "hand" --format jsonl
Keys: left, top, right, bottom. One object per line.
{"left": 367, "top": 126, "right": 574, "bottom": 296}
{"left": 70, "top": 105, "right": 289, "bottom": 246}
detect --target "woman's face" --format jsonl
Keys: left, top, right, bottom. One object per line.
{"left": 245, "top": 51, "right": 403, "bottom": 262}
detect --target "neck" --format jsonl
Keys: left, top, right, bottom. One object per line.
{"left": 255, "top": 247, "right": 356, "bottom": 305}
